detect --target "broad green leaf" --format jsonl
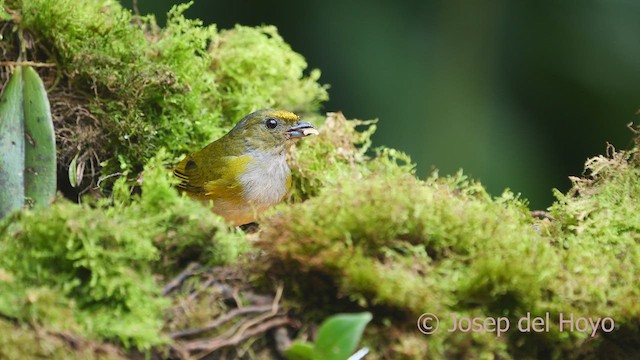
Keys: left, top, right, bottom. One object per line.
{"left": 0, "top": 66, "right": 25, "bottom": 218}
{"left": 313, "top": 312, "right": 372, "bottom": 360}
{"left": 286, "top": 341, "right": 315, "bottom": 360}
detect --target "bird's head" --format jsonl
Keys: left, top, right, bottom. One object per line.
{"left": 229, "top": 109, "right": 317, "bottom": 154}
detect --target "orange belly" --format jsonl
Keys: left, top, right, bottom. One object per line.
{"left": 186, "top": 191, "right": 273, "bottom": 226}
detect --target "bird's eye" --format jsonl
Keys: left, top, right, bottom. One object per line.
{"left": 265, "top": 118, "right": 278, "bottom": 129}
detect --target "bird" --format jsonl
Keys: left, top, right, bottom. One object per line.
{"left": 173, "top": 109, "right": 318, "bottom": 226}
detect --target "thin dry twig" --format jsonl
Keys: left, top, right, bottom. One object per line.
{"left": 185, "top": 276, "right": 216, "bottom": 303}
{"left": 95, "top": 172, "right": 124, "bottom": 188}
{"left": 189, "top": 317, "right": 293, "bottom": 359}
{"left": 163, "top": 262, "right": 202, "bottom": 296}
{"left": 169, "top": 305, "right": 272, "bottom": 339}
{"left": 174, "top": 284, "right": 286, "bottom": 359}
{"left": 0, "top": 61, "right": 56, "bottom": 67}
{"left": 132, "top": 0, "right": 141, "bottom": 18}
{"left": 229, "top": 284, "right": 283, "bottom": 341}
{"left": 531, "top": 210, "right": 555, "bottom": 221}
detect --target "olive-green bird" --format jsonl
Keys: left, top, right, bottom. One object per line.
{"left": 174, "top": 109, "right": 318, "bottom": 226}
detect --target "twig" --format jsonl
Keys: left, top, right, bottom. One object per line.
{"left": 182, "top": 284, "right": 285, "bottom": 358}
{"left": 188, "top": 316, "right": 293, "bottom": 358}
{"left": 132, "top": 0, "right": 141, "bottom": 18}
{"left": 95, "top": 172, "right": 124, "bottom": 188}
{"left": 169, "top": 305, "right": 272, "bottom": 339}
{"left": 162, "top": 262, "right": 202, "bottom": 296}
{"left": 229, "top": 284, "right": 283, "bottom": 341}
{"left": 235, "top": 335, "right": 259, "bottom": 359}
{"left": 186, "top": 276, "right": 216, "bottom": 303}
{"left": 531, "top": 210, "right": 555, "bottom": 221}
{"left": 0, "top": 61, "right": 56, "bottom": 67}
{"left": 47, "top": 329, "right": 124, "bottom": 358}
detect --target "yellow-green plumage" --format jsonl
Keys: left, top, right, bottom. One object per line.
{"left": 174, "top": 109, "right": 316, "bottom": 225}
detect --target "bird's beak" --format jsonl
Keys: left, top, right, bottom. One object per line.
{"left": 286, "top": 121, "right": 318, "bottom": 138}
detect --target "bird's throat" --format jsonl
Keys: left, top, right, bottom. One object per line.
{"left": 238, "top": 150, "right": 291, "bottom": 207}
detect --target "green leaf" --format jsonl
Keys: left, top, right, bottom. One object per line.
{"left": 0, "top": 66, "right": 25, "bottom": 218}
{"left": 68, "top": 153, "right": 79, "bottom": 188}
{"left": 286, "top": 341, "right": 315, "bottom": 360}
{"left": 313, "top": 312, "right": 372, "bottom": 360}
{"left": 23, "top": 66, "right": 57, "bottom": 208}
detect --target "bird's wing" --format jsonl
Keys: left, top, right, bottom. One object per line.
{"left": 174, "top": 153, "right": 251, "bottom": 200}
{"left": 174, "top": 155, "right": 206, "bottom": 193}
{"left": 201, "top": 155, "right": 251, "bottom": 200}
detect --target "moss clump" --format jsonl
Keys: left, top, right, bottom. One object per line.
{"left": 544, "top": 143, "right": 640, "bottom": 358}
{"left": 129, "top": 151, "right": 249, "bottom": 273}
{"left": 0, "top": 199, "right": 166, "bottom": 348}
{"left": 211, "top": 25, "right": 328, "bottom": 121}
{"left": 0, "top": 319, "right": 125, "bottom": 360}
{"left": 0, "top": 152, "right": 248, "bottom": 349}
{"left": 2, "top": 0, "right": 327, "bottom": 188}
{"left": 255, "top": 115, "right": 640, "bottom": 359}
{"left": 259, "top": 165, "right": 554, "bottom": 358}
{"left": 286, "top": 112, "right": 392, "bottom": 202}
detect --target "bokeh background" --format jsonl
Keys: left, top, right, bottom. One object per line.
{"left": 122, "top": 0, "right": 640, "bottom": 209}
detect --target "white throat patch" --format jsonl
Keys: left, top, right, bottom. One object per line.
{"left": 238, "top": 149, "right": 290, "bottom": 206}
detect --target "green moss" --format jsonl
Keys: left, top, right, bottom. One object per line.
{"left": 0, "top": 151, "right": 248, "bottom": 349}
{"left": 0, "top": 1, "right": 9, "bottom": 21}
{"left": 0, "top": 199, "right": 167, "bottom": 348}
{"left": 0, "top": 319, "right": 125, "bottom": 359}
{"left": 2, "top": 0, "right": 639, "bottom": 358}
{"left": 259, "top": 165, "right": 555, "bottom": 358}
{"left": 4, "top": 0, "right": 327, "bottom": 186}
{"left": 287, "top": 112, "right": 397, "bottom": 202}
{"left": 544, "top": 145, "right": 640, "bottom": 357}
{"left": 136, "top": 150, "right": 249, "bottom": 272}
{"left": 256, "top": 116, "right": 640, "bottom": 358}
{"left": 211, "top": 25, "right": 328, "bottom": 121}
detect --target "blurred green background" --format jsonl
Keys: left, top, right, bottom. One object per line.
{"left": 122, "top": 0, "right": 640, "bottom": 209}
